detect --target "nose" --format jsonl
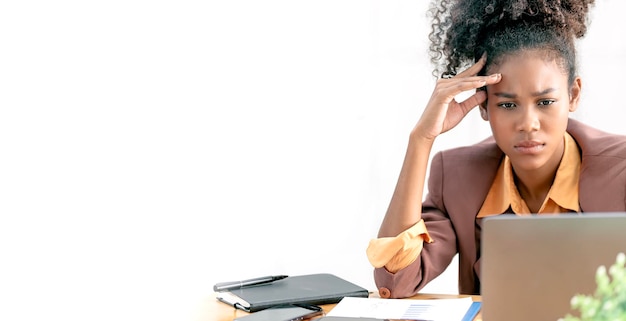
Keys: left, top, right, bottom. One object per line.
{"left": 516, "top": 106, "right": 540, "bottom": 132}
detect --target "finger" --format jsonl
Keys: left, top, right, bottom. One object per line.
{"left": 457, "top": 90, "right": 487, "bottom": 114}
{"left": 435, "top": 75, "right": 498, "bottom": 101}
{"left": 439, "top": 73, "right": 501, "bottom": 88}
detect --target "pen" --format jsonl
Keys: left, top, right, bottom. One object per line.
{"left": 213, "top": 275, "right": 288, "bottom": 292}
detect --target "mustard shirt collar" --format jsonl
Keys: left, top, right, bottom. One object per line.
{"left": 477, "top": 133, "right": 581, "bottom": 217}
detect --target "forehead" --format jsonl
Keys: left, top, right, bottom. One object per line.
{"left": 487, "top": 51, "right": 569, "bottom": 92}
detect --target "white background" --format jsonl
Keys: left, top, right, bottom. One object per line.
{"left": 1, "top": 1, "right": 624, "bottom": 321}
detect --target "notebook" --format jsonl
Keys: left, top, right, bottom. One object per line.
{"left": 480, "top": 213, "right": 626, "bottom": 321}
{"left": 215, "top": 273, "right": 369, "bottom": 312}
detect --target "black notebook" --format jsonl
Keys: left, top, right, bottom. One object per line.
{"left": 215, "top": 273, "right": 370, "bottom": 312}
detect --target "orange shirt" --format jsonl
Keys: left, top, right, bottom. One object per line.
{"left": 477, "top": 132, "right": 580, "bottom": 216}
{"left": 367, "top": 133, "right": 581, "bottom": 272}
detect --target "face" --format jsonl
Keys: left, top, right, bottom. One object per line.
{"left": 480, "top": 50, "right": 581, "bottom": 175}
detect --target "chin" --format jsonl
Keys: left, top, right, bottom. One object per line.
{"left": 509, "top": 155, "right": 550, "bottom": 172}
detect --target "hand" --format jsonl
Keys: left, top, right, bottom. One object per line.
{"left": 412, "top": 55, "right": 501, "bottom": 141}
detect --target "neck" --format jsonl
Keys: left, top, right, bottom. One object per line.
{"left": 514, "top": 169, "right": 555, "bottom": 211}
{"left": 512, "top": 156, "right": 564, "bottom": 213}
{"left": 510, "top": 134, "right": 567, "bottom": 212}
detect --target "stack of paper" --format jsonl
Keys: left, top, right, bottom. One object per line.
{"left": 326, "top": 296, "right": 479, "bottom": 321}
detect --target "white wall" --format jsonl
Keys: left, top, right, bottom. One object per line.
{"left": 1, "top": 1, "right": 624, "bottom": 321}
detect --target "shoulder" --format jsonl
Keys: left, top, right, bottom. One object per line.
{"left": 425, "top": 136, "right": 502, "bottom": 231}
{"left": 429, "top": 136, "right": 503, "bottom": 184}
{"left": 435, "top": 136, "right": 502, "bottom": 164}
{"left": 567, "top": 118, "right": 626, "bottom": 159}
{"left": 569, "top": 119, "right": 626, "bottom": 211}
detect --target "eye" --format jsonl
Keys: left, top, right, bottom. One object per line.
{"left": 497, "top": 102, "right": 516, "bottom": 110}
{"left": 538, "top": 99, "right": 556, "bottom": 106}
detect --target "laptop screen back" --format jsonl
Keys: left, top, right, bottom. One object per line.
{"left": 481, "top": 213, "right": 626, "bottom": 321}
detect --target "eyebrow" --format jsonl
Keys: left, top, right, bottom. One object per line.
{"left": 493, "top": 88, "right": 558, "bottom": 99}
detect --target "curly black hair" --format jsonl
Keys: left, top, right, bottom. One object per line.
{"left": 428, "top": 0, "right": 596, "bottom": 83}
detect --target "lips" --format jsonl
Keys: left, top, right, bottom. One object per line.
{"left": 514, "top": 140, "right": 545, "bottom": 154}
{"left": 516, "top": 140, "right": 543, "bottom": 148}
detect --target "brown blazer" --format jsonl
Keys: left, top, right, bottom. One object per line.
{"left": 373, "top": 118, "right": 626, "bottom": 297}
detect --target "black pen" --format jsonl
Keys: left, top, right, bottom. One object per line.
{"left": 213, "top": 275, "right": 288, "bottom": 292}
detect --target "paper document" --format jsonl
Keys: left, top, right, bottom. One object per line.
{"left": 326, "top": 296, "right": 474, "bottom": 320}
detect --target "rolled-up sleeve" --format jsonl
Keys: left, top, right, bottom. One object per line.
{"left": 366, "top": 219, "right": 433, "bottom": 272}
{"left": 368, "top": 151, "right": 458, "bottom": 298}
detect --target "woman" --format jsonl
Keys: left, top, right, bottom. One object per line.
{"left": 367, "top": 0, "right": 626, "bottom": 298}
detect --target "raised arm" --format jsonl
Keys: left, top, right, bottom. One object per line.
{"left": 378, "top": 55, "right": 501, "bottom": 237}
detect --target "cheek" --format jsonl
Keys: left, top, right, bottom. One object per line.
{"left": 486, "top": 113, "right": 508, "bottom": 136}
{"left": 485, "top": 106, "right": 509, "bottom": 126}
{"left": 552, "top": 105, "right": 572, "bottom": 128}
{"left": 484, "top": 108, "right": 516, "bottom": 142}
{"left": 545, "top": 102, "right": 573, "bottom": 126}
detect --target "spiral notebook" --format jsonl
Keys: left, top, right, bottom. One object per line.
{"left": 215, "top": 273, "right": 370, "bottom": 312}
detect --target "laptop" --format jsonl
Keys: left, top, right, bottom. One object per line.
{"left": 480, "top": 213, "right": 626, "bottom": 321}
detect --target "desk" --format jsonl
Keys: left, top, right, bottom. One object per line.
{"left": 202, "top": 292, "right": 482, "bottom": 321}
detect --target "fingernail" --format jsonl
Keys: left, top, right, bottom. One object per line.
{"left": 490, "top": 73, "right": 500, "bottom": 78}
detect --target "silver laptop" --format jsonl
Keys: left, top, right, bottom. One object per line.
{"left": 481, "top": 213, "right": 626, "bottom": 321}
